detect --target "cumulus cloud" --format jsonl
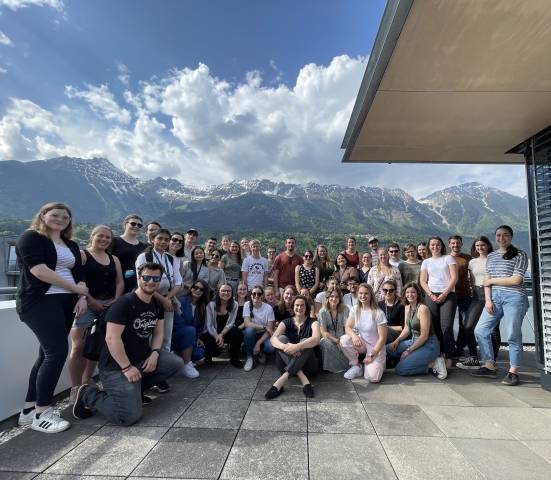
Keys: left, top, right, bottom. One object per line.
{"left": 116, "top": 62, "right": 130, "bottom": 86}
{"left": 65, "top": 84, "right": 132, "bottom": 125}
{"left": 0, "top": 0, "right": 63, "bottom": 10}
{"left": 0, "top": 31, "right": 13, "bottom": 46}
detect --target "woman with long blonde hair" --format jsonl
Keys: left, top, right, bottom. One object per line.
{"left": 367, "top": 247, "right": 402, "bottom": 302}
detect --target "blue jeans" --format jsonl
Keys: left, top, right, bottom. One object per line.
{"left": 171, "top": 325, "right": 205, "bottom": 362}
{"left": 474, "top": 290, "right": 528, "bottom": 368}
{"left": 243, "top": 326, "right": 275, "bottom": 357}
{"left": 386, "top": 335, "right": 440, "bottom": 376}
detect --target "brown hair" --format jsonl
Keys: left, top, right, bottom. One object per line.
{"left": 30, "top": 202, "right": 73, "bottom": 240}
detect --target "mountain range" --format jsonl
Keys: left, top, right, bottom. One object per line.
{"left": 0, "top": 157, "right": 528, "bottom": 239}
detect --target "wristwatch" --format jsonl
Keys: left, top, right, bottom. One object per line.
{"left": 152, "top": 348, "right": 161, "bottom": 355}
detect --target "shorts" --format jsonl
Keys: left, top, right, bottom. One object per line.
{"left": 73, "top": 299, "right": 113, "bottom": 328}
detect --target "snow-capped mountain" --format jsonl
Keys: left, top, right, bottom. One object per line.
{"left": 0, "top": 157, "right": 528, "bottom": 237}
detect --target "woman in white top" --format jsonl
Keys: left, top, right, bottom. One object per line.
{"left": 340, "top": 283, "right": 388, "bottom": 382}
{"left": 367, "top": 248, "right": 402, "bottom": 302}
{"left": 457, "top": 236, "right": 498, "bottom": 370}
{"left": 243, "top": 285, "right": 276, "bottom": 371}
{"left": 182, "top": 246, "right": 210, "bottom": 290}
{"left": 419, "top": 236, "right": 458, "bottom": 368}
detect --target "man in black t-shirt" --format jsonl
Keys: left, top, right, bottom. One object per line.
{"left": 73, "top": 262, "right": 183, "bottom": 426}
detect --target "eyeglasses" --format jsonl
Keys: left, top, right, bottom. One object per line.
{"left": 220, "top": 289, "right": 232, "bottom": 294}
{"left": 129, "top": 221, "right": 143, "bottom": 228}
{"left": 304, "top": 254, "right": 312, "bottom": 258}
{"left": 389, "top": 250, "right": 399, "bottom": 254}
{"left": 251, "top": 292, "right": 263, "bottom": 297}
{"left": 382, "top": 288, "right": 395, "bottom": 293}
{"left": 171, "top": 238, "right": 183, "bottom": 243}
{"left": 211, "top": 254, "right": 220, "bottom": 259}
{"left": 191, "top": 285, "right": 205, "bottom": 292}
{"left": 141, "top": 275, "right": 161, "bottom": 283}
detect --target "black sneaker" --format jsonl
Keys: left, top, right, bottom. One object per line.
{"left": 265, "top": 386, "right": 283, "bottom": 400}
{"left": 502, "top": 372, "right": 519, "bottom": 386}
{"left": 142, "top": 394, "right": 152, "bottom": 406}
{"left": 456, "top": 356, "right": 480, "bottom": 370}
{"left": 303, "top": 384, "right": 315, "bottom": 398}
{"left": 471, "top": 366, "right": 497, "bottom": 378}
{"left": 230, "top": 357, "right": 243, "bottom": 368}
{"left": 72, "top": 384, "right": 94, "bottom": 420}
{"left": 152, "top": 380, "right": 170, "bottom": 393}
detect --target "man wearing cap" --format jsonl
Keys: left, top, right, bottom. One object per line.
{"left": 368, "top": 236, "right": 379, "bottom": 267}
{"left": 183, "top": 228, "right": 198, "bottom": 261}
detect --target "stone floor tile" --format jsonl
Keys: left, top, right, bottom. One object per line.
{"left": 497, "top": 385, "right": 551, "bottom": 407}
{"left": 451, "top": 438, "right": 551, "bottom": 480}
{"left": 220, "top": 430, "right": 307, "bottom": 480}
{"left": 241, "top": 401, "right": 306, "bottom": 432}
{"left": 483, "top": 407, "right": 551, "bottom": 440}
{"left": 312, "top": 372, "right": 350, "bottom": 383}
{"left": 136, "top": 395, "right": 194, "bottom": 427}
{"left": 132, "top": 427, "right": 236, "bottom": 478}
{"left": 175, "top": 398, "right": 249, "bottom": 429}
{"left": 307, "top": 402, "right": 374, "bottom": 434}
{"left": 449, "top": 384, "right": 531, "bottom": 407}
{"left": 421, "top": 406, "right": 515, "bottom": 439}
{"left": 252, "top": 380, "right": 306, "bottom": 402}
{"left": 216, "top": 363, "right": 264, "bottom": 380}
{"left": 307, "top": 381, "right": 360, "bottom": 403}
{"left": 401, "top": 384, "right": 473, "bottom": 406}
{"left": 199, "top": 378, "right": 258, "bottom": 400}
{"left": 380, "top": 435, "right": 484, "bottom": 480}
{"left": 0, "top": 473, "right": 37, "bottom": 479}
{"left": 161, "top": 378, "right": 210, "bottom": 397}
{"left": 0, "top": 425, "right": 97, "bottom": 473}
{"left": 355, "top": 383, "right": 417, "bottom": 405}
{"left": 309, "top": 433, "right": 396, "bottom": 480}
{"left": 45, "top": 425, "right": 167, "bottom": 476}
{"left": 522, "top": 440, "right": 551, "bottom": 464}
{"left": 365, "top": 404, "right": 443, "bottom": 437}
{"left": 36, "top": 475, "right": 124, "bottom": 479}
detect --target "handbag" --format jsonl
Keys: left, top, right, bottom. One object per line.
{"left": 83, "top": 309, "right": 108, "bottom": 361}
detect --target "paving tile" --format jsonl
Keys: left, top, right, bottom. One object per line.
{"left": 365, "top": 404, "right": 443, "bottom": 437}
{"left": 522, "top": 440, "right": 551, "bottom": 464}
{"left": 380, "top": 435, "right": 484, "bottom": 480}
{"left": 58, "top": 406, "right": 107, "bottom": 428}
{"left": 175, "top": 398, "right": 249, "bottom": 429}
{"left": 401, "top": 384, "right": 473, "bottom": 406}
{"left": 45, "top": 425, "right": 167, "bottom": 476}
{"left": 253, "top": 380, "right": 306, "bottom": 402}
{"left": 449, "top": 384, "right": 530, "bottom": 407}
{"left": 312, "top": 372, "right": 350, "bottom": 383}
{"left": 136, "top": 394, "right": 194, "bottom": 427}
{"left": 0, "top": 425, "right": 96, "bottom": 473}
{"left": 497, "top": 385, "right": 551, "bottom": 407}
{"left": 0, "top": 473, "right": 36, "bottom": 479}
{"left": 132, "top": 427, "right": 236, "bottom": 478}
{"left": 199, "top": 378, "right": 259, "bottom": 400}
{"left": 161, "top": 378, "right": 210, "bottom": 397}
{"left": 216, "top": 363, "right": 264, "bottom": 380}
{"left": 307, "top": 381, "right": 360, "bottom": 403}
{"left": 307, "top": 402, "right": 374, "bottom": 434}
{"left": 220, "top": 430, "right": 307, "bottom": 480}
{"left": 36, "top": 475, "right": 124, "bottom": 479}
{"left": 309, "top": 433, "right": 396, "bottom": 480}
{"left": 451, "top": 438, "right": 551, "bottom": 480}
{"left": 355, "top": 383, "right": 417, "bottom": 405}
{"left": 483, "top": 407, "right": 551, "bottom": 440}
{"left": 241, "top": 401, "right": 306, "bottom": 432}
{"left": 421, "top": 406, "right": 514, "bottom": 439}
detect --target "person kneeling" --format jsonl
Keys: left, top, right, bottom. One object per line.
{"left": 265, "top": 296, "right": 320, "bottom": 399}
{"left": 386, "top": 282, "right": 447, "bottom": 379}
{"left": 73, "top": 262, "right": 183, "bottom": 426}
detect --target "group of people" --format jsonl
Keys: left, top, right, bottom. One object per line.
{"left": 15, "top": 202, "right": 529, "bottom": 433}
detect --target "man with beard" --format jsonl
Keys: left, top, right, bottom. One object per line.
{"left": 272, "top": 237, "right": 303, "bottom": 296}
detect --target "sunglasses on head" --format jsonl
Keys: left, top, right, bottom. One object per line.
{"left": 129, "top": 221, "right": 143, "bottom": 228}
{"left": 191, "top": 285, "right": 205, "bottom": 292}
{"left": 141, "top": 274, "right": 161, "bottom": 283}
{"left": 383, "top": 288, "right": 395, "bottom": 293}
{"left": 171, "top": 237, "right": 183, "bottom": 243}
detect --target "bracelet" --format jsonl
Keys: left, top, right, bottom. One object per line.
{"left": 121, "top": 364, "right": 132, "bottom": 372}
{"left": 151, "top": 348, "right": 161, "bottom": 355}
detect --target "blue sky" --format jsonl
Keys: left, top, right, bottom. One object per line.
{"left": 0, "top": 0, "right": 526, "bottom": 198}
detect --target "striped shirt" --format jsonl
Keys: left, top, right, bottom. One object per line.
{"left": 46, "top": 244, "right": 76, "bottom": 294}
{"left": 486, "top": 249, "right": 528, "bottom": 296}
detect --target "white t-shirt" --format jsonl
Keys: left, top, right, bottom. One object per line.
{"left": 343, "top": 293, "right": 358, "bottom": 308}
{"left": 351, "top": 307, "right": 387, "bottom": 346}
{"left": 468, "top": 257, "right": 487, "bottom": 287}
{"left": 421, "top": 255, "right": 456, "bottom": 292}
{"left": 243, "top": 301, "right": 275, "bottom": 327}
{"left": 315, "top": 291, "right": 327, "bottom": 304}
{"left": 241, "top": 255, "right": 268, "bottom": 290}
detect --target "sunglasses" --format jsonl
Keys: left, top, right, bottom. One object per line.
{"left": 141, "top": 274, "right": 161, "bottom": 283}
{"left": 389, "top": 250, "right": 399, "bottom": 253}
{"left": 251, "top": 292, "right": 263, "bottom": 297}
{"left": 191, "top": 285, "right": 205, "bottom": 292}
{"left": 171, "top": 238, "right": 183, "bottom": 243}
{"left": 382, "top": 288, "right": 395, "bottom": 293}
{"left": 304, "top": 254, "right": 312, "bottom": 258}
{"left": 211, "top": 254, "right": 220, "bottom": 259}
{"left": 129, "top": 221, "right": 143, "bottom": 228}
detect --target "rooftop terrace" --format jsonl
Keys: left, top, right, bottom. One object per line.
{"left": 1, "top": 350, "right": 550, "bottom": 480}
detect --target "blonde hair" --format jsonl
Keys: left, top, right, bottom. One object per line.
{"left": 87, "top": 224, "right": 113, "bottom": 249}
{"left": 30, "top": 202, "right": 73, "bottom": 240}
{"left": 354, "top": 283, "right": 380, "bottom": 324}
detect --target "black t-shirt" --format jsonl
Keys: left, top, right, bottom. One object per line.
{"left": 111, "top": 237, "right": 147, "bottom": 293}
{"left": 282, "top": 316, "right": 315, "bottom": 344}
{"left": 273, "top": 304, "right": 293, "bottom": 323}
{"left": 377, "top": 300, "right": 405, "bottom": 328}
{"left": 99, "top": 292, "right": 164, "bottom": 371}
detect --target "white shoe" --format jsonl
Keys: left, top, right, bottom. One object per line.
{"left": 181, "top": 362, "right": 200, "bottom": 379}
{"left": 18, "top": 408, "right": 35, "bottom": 426}
{"left": 433, "top": 356, "right": 448, "bottom": 380}
{"left": 244, "top": 357, "right": 254, "bottom": 372}
{"left": 68, "top": 385, "right": 80, "bottom": 406}
{"left": 31, "top": 407, "right": 71, "bottom": 434}
{"left": 344, "top": 365, "right": 363, "bottom": 380}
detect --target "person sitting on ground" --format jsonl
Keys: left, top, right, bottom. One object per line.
{"left": 318, "top": 288, "right": 350, "bottom": 373}
{"left": 73, "top": 262, "right": 183, "bottom": 425}
{"left": 377, "top": 279, "right": 404, "bottom": 343}
{"left": 265, "top": 295, "right": 321, "bottom": 399}
{"left": 243, "top": 285, "right": 276, "bottom": 371}
{"left": 340, "top": 283, "right": 387, "bottom": 382}
{"left": 387, "top": 282, "right": 447, "bottom": 379}
{"left": 299, "top": 287, "right": 318, "bottom": 319}
{"left": 234, "top": 282, "right": 249, "bottom": 330}
{"left": 264, "top": 285, "right": 278, "bottom": 307}
{"left": 273, "top": 285, "right": 298, "bottom": 324}
{"left": 201, "top": 284, "right": 244, "bottom": 368}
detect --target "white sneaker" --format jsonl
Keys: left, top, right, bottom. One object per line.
{"left": 181, "top": 362, "right": 200, "bottom": 379}
{"left": 344, "top": 365, "right": 363, "bottom": 380}
{"left": 244, "top": 357, "right": 254, "bottom": 372}
{"left": 31, "top": 407, "right": 70, "bottom": 434}
{"left": 68, "top": 385, "right": 80, "bottom": 406}
{"left": 18, "top": 408, "right": 35, "bottom": 426}
{"left": 433, "top": 356, "right": 448, "bottom": 380}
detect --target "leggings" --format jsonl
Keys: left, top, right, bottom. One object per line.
{"left": 425, "top": 292, "right": 457, "bottom": 359}
{"left": 20, "top": 293, "right": 77, "bottom": 406}
{"left": 463, "top": 286, "right": 501, "bottom": 358}
{"left": 275, "top": 335, "right": 319, "bottom": 377}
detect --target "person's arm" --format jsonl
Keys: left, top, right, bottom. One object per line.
{"left": 142, "top": 318, "right": 165, "bottom": 373}
{"left": 205, "top": 303, "right": 218, "bottom": 338}
{"left": 113, "top": 256, "right": 124, "bottom": 299}
{"left": 153, "top": 291, "right": 173, "bottom": 312}
{"left": 419, "top": 266, "right": 434, "bottom": 300}
{"left": 364, "top": 321, "right": 387, "bottom": 364}
{"left": 344, "top": 312, "right": 363, "bottom": 348}
{"left": 105, "top": 322, "right": 141, "bottom": 382}
{"left": 485, "top": 275, "right": 523, "bottom": 287}
{"left": 296, "top": 321, "right": 321, "bottom": 350}
{"left": 401, "top": 306, "right": 429, "bottom": 358}
{"left": 270, "top": 321, "right": 288, "bottom": 349}
{"left": 295, "top": 265, "right": 301, "bottom": 291}
{"left": 310, "top": 267, "right": 320, "bottom": 295}
{"left": 29, "top": 264, "right": 88, "bottom": 295}
{"left": 439, "top": 262, "right": 458, "bottom": 301}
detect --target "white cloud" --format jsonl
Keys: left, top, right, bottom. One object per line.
{"left": 0, "top": 66, "right": 7, "bottom": 74}
{"left": 0, "top": 0, "right": 63, "bottom": 11}
{"left": 116, "top": 62, "right": 130, "bottom": 86}
{"left": 65, "top": 84, "right": 132, "bottom": 125}
{"left": 0, "top": 31, "right": 13, "bottom": 46}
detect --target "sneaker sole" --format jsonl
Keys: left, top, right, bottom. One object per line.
{"left": 456, "top": 364, "right": 480, "bottom": 370}
{"left": 18, "top": 416, "right": 34, "bottom": 426}
{"left": 31, "top": 420, "right": 71, "bottom": 434}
